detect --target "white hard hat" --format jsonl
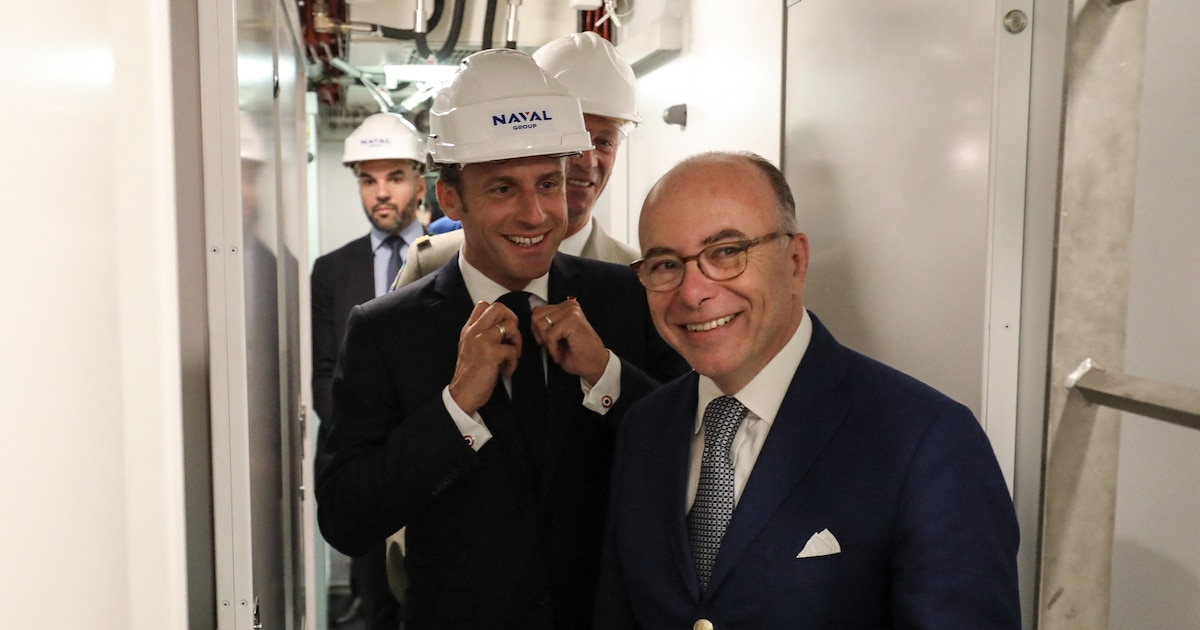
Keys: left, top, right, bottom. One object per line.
{"left": 342, "top": 112, "right": 426, "bottom": 166}
{"left": 533, "top": 31, "right": 640, "bottom": 125}
{"left": 427, "top": 49, "right": 593, "bottom": 166}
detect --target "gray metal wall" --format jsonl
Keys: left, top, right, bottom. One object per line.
{"left": 1110, "top": 1, "right": 1200, "bottom": 626}
{"left": 170, "top": 0, "right": 217, "bottom": 625}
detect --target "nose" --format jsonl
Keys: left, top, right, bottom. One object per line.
{"left": 513, "top": 186, "right": 550, "bottom": 225}
{"left": 676, "top": 259, "right": 716, "bottom": 307}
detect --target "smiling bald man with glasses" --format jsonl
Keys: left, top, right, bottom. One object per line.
{"left": 595, "top": 151, "right": 1020, "bottom": 630}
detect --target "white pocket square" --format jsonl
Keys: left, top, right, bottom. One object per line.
{"left": 796, "top": 528, "right": 841, "bottom": 558}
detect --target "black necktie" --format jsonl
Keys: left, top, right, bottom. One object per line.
{"left": 688, "top": 396, "right": 748, "bottom": 592}
{"left": 383, "top": 235, "right": 403, "bottom": 293}
{"left": 496, "top": 291, "right": 547, "bottom": 468}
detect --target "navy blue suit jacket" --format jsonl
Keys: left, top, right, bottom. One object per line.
{"left": 596, "top": 312, "right": 1020, "bottom": 629}
{"left": 310, "top": 235, "right": 375, "bottom": 423}
{"left": 316, "top": 253, "right": 687, "bottom": 629}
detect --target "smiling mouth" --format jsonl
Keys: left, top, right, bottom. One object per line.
{"left": 685, "top": 314, "right": 736, "bottom": 332}
{"left": 507, "top": 234, "right": 546, "bottom": 247}
{"left": 567, "top": 179, "right": 593, "bottom": 188}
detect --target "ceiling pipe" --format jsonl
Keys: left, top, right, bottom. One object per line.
{"left": 504, "top": 0, "right": 523, "bottom": 48}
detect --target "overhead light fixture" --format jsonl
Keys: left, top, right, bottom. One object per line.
{"left": 330, "top": 57, "right": 394, "bottom": 112}
{"left": 384, "top": 64, "right": 458, "bottom": 90}
{"left": 399, "top": 82, "right": 442, "bottom": 112}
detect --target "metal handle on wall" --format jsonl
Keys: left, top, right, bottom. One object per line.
{"left": 1066, "top": 359, "right": 1200, "bottom": 431}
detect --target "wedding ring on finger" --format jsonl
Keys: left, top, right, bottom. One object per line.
{"left": 544, "top": 315, "right": 553, "bottom": 326}
{"left": 495, "top": 323, "right": 506, "bottom": 338}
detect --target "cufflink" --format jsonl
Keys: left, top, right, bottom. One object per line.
{"left": 463, "top": 435, "right": 475, "bottom": 448}
{"left": 601, "top": 395, "right": 613, "bottom": 409}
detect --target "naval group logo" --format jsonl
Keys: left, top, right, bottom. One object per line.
{"left": 491, "top": 109, "right": 554, "bottom": 131}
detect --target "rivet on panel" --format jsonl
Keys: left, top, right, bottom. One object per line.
{"left": 1003, "top": 10, "right": 1028, "bottom": 34}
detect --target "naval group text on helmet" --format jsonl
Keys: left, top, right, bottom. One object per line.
{"left": 492, "top": 110, "right": 553, "bottom": 130}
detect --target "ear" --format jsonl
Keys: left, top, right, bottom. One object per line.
{"left": 437, "top": 179, "right": 463, "bottom": 221}
{"left": 789, "top": 232, "right": 810, "bottom": 288}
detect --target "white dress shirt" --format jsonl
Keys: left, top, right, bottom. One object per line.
{"left": 687, "top": 309, "right": 813, "bottom": 510}
{"left": 442, "top": 252, "right": 622, "bottom": 451}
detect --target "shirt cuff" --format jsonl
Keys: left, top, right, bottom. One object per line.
{"left": 442, "top": 386, "right": 492, "bottom": 451}
{"left": 581, "top": 350, "right": 621, "bottom": 415}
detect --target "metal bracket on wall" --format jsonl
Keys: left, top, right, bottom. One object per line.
{"left": 662, "top": 103, "right": 687, "bottom": 128}
{"left": 1066, "top": 359, "right": 1200, "bottom": 431}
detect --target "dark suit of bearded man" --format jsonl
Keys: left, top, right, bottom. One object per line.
{"left": 311, "top": 234, "right": 374, "bottom": 424}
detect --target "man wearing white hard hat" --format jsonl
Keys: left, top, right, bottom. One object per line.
{"left": 310, "top": 112, "right": 428, "bottom": 629}
{"left": 314, "top": 49, "right": 686, "bottom": 629}
{"left": 393, "top": 31, "right": 642, "bottom": 290}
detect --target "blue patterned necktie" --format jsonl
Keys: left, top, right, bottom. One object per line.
{"left": 383, "top": 235, "right": 403, "bottom": 292}
{"left": 688, "top": 395, "right": 748, "bottom": 591}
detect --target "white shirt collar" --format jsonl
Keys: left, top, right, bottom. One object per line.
{"left": 559, "top": 216, "right": 595, "bottom": 258}
{"left": 695, "top": 309, "right": 813, "bottom": 434}
{"left": 456, "top": 247, "right": 550, "bottom": 304}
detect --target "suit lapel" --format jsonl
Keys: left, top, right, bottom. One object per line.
{"left": 705, "top": 315, "right": 851, "bottom": 596}
{"left": 661, "top": 377, "right": 706, "bottom": 599}
{"left": 348, "top": 235, "right": 376, "bottom": 304}
{"left": 538, "top": 255, "right": 580, "bottom": 493}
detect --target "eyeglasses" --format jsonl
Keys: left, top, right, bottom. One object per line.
{"left": 630, "top": 231, "right": 794, "bottom": 292}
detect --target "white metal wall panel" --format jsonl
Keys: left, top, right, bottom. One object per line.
{"left": 783, "top": 0, "right": 1030, "bottom": 492}
{"left": 785, "top": 0, "right": 994, "bottom": 416}
{"left": 1, "top": 0, "right": 189, "bottom": 627}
